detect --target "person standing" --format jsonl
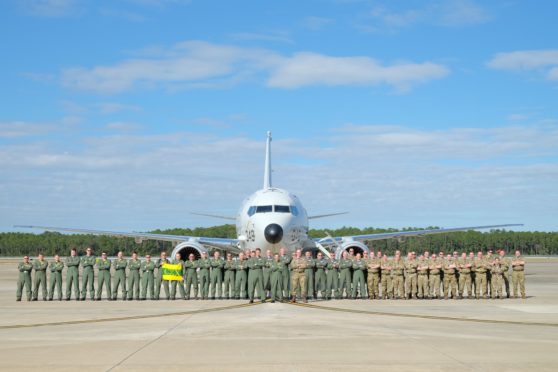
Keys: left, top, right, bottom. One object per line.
{"left": 234, "top": 252, "right": 248, "bottom": 299}
{"left": 289, "top": 249, "right": 308, "bottom": 303}
{"left": 511, "top": 250, "right": 526, "bottom": 299}
{"left": 326, "top": 253, "right": 340, "bottom": 300}
{"left": 428, "top": 254, "right": 442, "bottom": 299}
{"left": 184, "top": 253, "right": 199, "bottom": 300}
{"left": 223, "top": 253, "right": 235, "bottom": 300}
{"left": 48, "top": 254, "right": 64, "bottom": 301}
{"left": 127, "top": 251, "right": 141, "bottom": 301}
{"left": 474, "top": 251, "right": 489, "bottom": 299}
{"left": 380, "top": 254, "right": 393, "bottom": 299}
{"left": 304, "top": 251, "right": 316, "bottom": 300}
{"left": 404, "top": 253, "right": 418, "bottom": 299}
{"left": 262, "top": 249, "right": 274, "bottom": 299}
{"left": 198, "top": 252, "right": 211, "bottom": 300}
{"left": 16, "top": 255, "right": 33, "bottom": 301}
{"left": 112, "top": 251, "right": 128, "bottom": 301}
{"left": 248, "top": 248, "right": 265, "bottom": 303}
{"left": 170, "top": 252, "right": 186, "bottom": 300}
{"left": 80, "top": 247, "right": 96, "bottom": 301}
{"left": 96, "top": 251, "right": 112, "bottom": 300}
{"left": 391, "top": 254, "right": 405, "bottom": 300}
{"left": 65, "top": 248, "right": 80, "bottom": 301}
{"left": 443, "top": 254, "right": 458, "bottom": 300}
{"left": 366, "top": 252, "right": 381, "bottom": 300}
{"left": 416, "top": 254, "right": 430, "bottom": 299}
{"left": 491, "top": 257, "right": 505, "bottom": 299}
{"left": 499, "top": 250, "right": 512, "bottom": 298}
{"left": 338, "top": 251, "right": 353, "bottom": 299}
{"left": 314, "top": 252, "right": 328, "bottom": 299}
{"left": 351, "top": 253, "right": 367, "bottom": 299}
{"left": 155, "top": 251, "right": 170, "bottom": 300}
{"left": 209, "top": 251, "right": 224, "bottom": 300}
{"left": 32, "top": 253, "right": 48, "bottom": 301}
{"left": 269, "top": 254, "right": 284, "bottom": 303}
{"left": 458, "top": 252, "right": 473, "bottom": 299}
{"left": 279, "top": 247, "right": 292, "bottom": 300}
{"left": 140, "top": 254, "right": 155, "bottom": 300}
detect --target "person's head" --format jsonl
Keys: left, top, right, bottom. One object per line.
{"left": 342, "top": 251, "right": 348, "bottom": 258}
{"left": 376, "top": 251, "right": 382, "bottom": 258}
{"left": 487, "top": 250, "right": 493, "bottom": 256}
{"left": 515, "top": 250, "right": 521, "bottom": 257}
{"left": 214, "top": 251, "right": 220, "bottom": 258}
{"left": 419, "top": 254, "right": 424, "bottom": 260}
{"left": 499, "top": 250, "right": 506, "bottom": 257}
{"left": 255, "top": 248, "right": 261, "bottom": 257}
{"left": 477, "top": 251, "right": 483, "bottom": 258}
{"left": 461, "top": 252, "right": 466, "bottom": 259}
{"left": 23, "top": 255, "right": 29, "bottom": 263}
{"left": 266, "top": 249, "right": 272, "bottom": 257}
{"left": 279, "top": 247, "right": 286, "bottom": 255}
{"left": 189, "top": 253, "right": 195, "bottom": 261}
{"left": 494, "top": 257, "right": 500, "bottom": 264}
{"left": 438, "top": 251, "right": 444, "bottom": 257}
{"left": 239, "top": 252, "right": 245, "bottom": 260}
{"left": 54, "top": 254, "right": 60, "bottom": 262}
{"left": 305, "top": 251, "right": 311, "bottom": 258}
{"left": 251, "top": 250, "right": 256, "bottom": 258}
{"left": 431, "top": 253, "right": 437, "bottom": 260}
{"left": 424, "top": 251, "right": 430, "bottom": 258}
{"left": 469, "top": 252, "right": 475, "bottom": 259}
{"left": 356, "top": 253, "right": 362, "bottom": 260}
{"left": 382, "top": 254, "right": 388, "bottom": 261}
{"left": 175, "top": 252, "right": 182, "bottom": 261}
{"left": 453, "top": 251, "right": 458, "bottom": 258}
{"left": 317, "top": 252, "right": 323, "bottom": 260}
{"left": 145, "top": 254, "right": 151, "bottom": 262}
{"left": 117, "top": 251, "right": 123, "bottom": 259}
{"left": 348, "top": 248, "right": 354, "bottom": 256}
{"left": 38, "top": 253, "right": 44, "bottom": 261}
{"left": 295, "top": 249, "right": 302, "bottom": 258}
{"left": 201, "top": 252, "right": 207, "bottom": 258}
{"left": 274, "top": 253, "right": 280, "bottom": 262}
{"left": 101, "top": 251, "right": 107, "bottom": 259}
{"left": 86, "top": 247, "right": 93, "bottom": 256}
{"left": 132, "top": 251, "right": 138, "bottom": 260}
{"left": 446, "top": 254, "right": 452, "bottom": 260}
{"left": 363, "top": 251, "right": 369, "bottom": 258}
{"left": 395, "top": 250, "right": 401, "bottom": 256}
{"left": 407, "top": 252, "right": 412, "bottom": 259}
{"left": 226, "top": 253, "right": 232, "bottom": 261}
{"left": 70, "top": 248, "right": 77, "bottom": 257}
{"left": 161, "top": 251, "right": 167, "bottom": 259}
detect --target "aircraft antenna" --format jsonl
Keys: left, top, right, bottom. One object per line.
{"left": 263, "top": 131, "right": 272, "bottom": 189}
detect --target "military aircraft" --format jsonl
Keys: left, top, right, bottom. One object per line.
{"left": 17, "top": 131, "right": 522, "bottom": 259}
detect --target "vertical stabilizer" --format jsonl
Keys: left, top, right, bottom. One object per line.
{"left": 263, "top": 131, "right": 272, "bottom": 189}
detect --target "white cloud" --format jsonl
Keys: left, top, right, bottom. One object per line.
{"left": 302, "top": 16, "right": 335, "bottom": 31}
{"left": 0, "top": 117, "right": 79, "bottom": 138}
{"left": 229, "top": 31, "right": 293, "bottom": 44}
{"left": 96, "top": 102, "right": 142, "bottom": 114}
{"left": 487, "top": 50, "right": 558, "bottom": 81}
{"left": 267, "top": 53, "right": 449, "bottom": 90}
{"left": 59, "top": 40, "right": 449, "bottom": 93}
{"left": 22, "top": 0, "right": 81, "bottom": 17}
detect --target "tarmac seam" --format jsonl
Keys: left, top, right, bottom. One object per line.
{"left": 0, "top": 302, "right": 261, "bottom": 330}
{"left": 289, "top": 302, "right": 558, "bottom": 327}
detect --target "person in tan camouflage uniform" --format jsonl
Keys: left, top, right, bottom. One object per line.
{"left": 289, "top": 249, "right": 308, "bottom": 303}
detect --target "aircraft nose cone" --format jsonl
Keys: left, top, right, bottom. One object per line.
{"left": 264, "top": 223, "right": 283, "bottom": 244}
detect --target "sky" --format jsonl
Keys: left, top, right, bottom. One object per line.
{"left": 1, "top": 0, "right": 557, "bottom": 233}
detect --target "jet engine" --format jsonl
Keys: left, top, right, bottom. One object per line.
{"left": 170, "top": 241, "right": 208, "bottom": 260}
{"left": 333, "top": 240, "right": 370, "bottom": 260}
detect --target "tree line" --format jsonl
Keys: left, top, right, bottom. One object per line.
{"left": 0, "top": 225, "right": 556, "bottom": 256}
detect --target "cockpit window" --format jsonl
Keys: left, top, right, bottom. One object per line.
{"left": 290, "top": 206, "right": 299, "bottom": 216}
{"left": 247, "top": 206, "right": 256, "bottom": 216}
{"left": 256, "top": 205, "right": 273, "bottom": 213}
{"left": 274, "top": 205, "right": 290, "bottom": 213}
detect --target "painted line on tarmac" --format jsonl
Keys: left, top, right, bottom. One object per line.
{"left": 289, "top": 302, "right": 558, "bottom": 327}
{"left": 0, "top": 302, "right": 261, "bottom": 330}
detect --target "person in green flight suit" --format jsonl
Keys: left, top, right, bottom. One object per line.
{"left": 262, "top": 249, "right": 274, "bottom": 299}
{"left": 184, "top": 253, "right": 198, "bottom": 300}
{"left": 338, "top": 251, "right": 353, "bottom": 299}
{"left": 80, "top": 246, "right": 96, "bottom": 301}
{"left": 127, "top": 251, "right": 141, "bottom": 301}
{"left": 234, "top": 252, "right": 248, "bottom": 299}
{"left": 32, "top": 253, "right": 48, "bottom": 301}
{"left": 170, "top": 252, "right": 186, "bottom": 300}
{"left": 279, "top": 247, "right": 292, "bottom": 301}
{"left": 248, "top": 248, "right": 265, "bottom": 303}
{"left": 112, "top": 251, "right": 128, "bottom": 301}
{"left": 351, "top": 253, "right": 367, "bottom": 299}
{"left": 96, "top": 251, "right": 112, "bottom": 300}
{"left": 269, "top": 253, "right": 284, "bottom": 303}
{"left": 140, "top": 254, "right": 155, "bottom": 300}
{"left": 65, "top": 248, "right": 80, "bottom": 301}
{"left": 314, "top": 252, "right": 328, "bottom": 299}
{"left": 223, "top": 253, "right": 235, "bottom": 300}
{"left": 326, "top": 253, "right": 340, "bottom": 300}
{"left": 209, "top": 251, "right": 224, "bottom": 300}
{"left": 198, "top": 251, "right": 211, "bottom": 300}
{"left": 16, "top": 255, "right": 33, "bottom": 301}
{"left": 304, "top": 251, "right": 316, "bottom": 299}
{"left": 49, "top": 254, "right": 64, "bottom": 301}
{"left": 155, "top": 251, "right": 170, "bottom": 300}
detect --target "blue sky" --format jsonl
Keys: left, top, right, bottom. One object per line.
{"left": 1, "top": 0, "right": 557, "bottom": 233}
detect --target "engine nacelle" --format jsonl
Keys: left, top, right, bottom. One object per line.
{"left": 170, "top": 241, "right": 208, "bottom": 260}
{"left": 333, "top": 240, "right": 370, "bottom": 260}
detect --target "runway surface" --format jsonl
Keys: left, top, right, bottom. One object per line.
{"left": 1, "top": 257, "right": 557, "bottom": 371}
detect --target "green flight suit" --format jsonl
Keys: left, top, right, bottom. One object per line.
{"left": 289, "top": 257, "right": 308, "bottom": 299}
{"left": 184, "top": 259, "right": 198, "bottom": 299}
{"left": 155, "top": 258, "right": 170, "bottom": 300}
{"left": 269, "top": 260, "right": 284, "bottom": 301}
{"left": 80, "top": 255, "right": 96, "bottom": 300}
{"left": 32, "top": 259, "right": 48, "bottom": 300}
{"left": 304, "top": 257, "right": 316, "bottom": 299}
{"left": 366, "top": 257, "right": 381, "bottom": 299}
{"left": 262, "top": 255, "right": 274, "bottom": 295}
{"left": 338, "top": 258, "right": 353, "bottom": 298}
{"left": 380, "top": 259, "right": 393, "bottom": 299}
{"left": 223, "top": 259, "right": 235, "bottom": 299}
{"left": 209, "top": 257, "right": 224, "bottom": 299}
{"left": 234, "top": 259, "right": 248, "bottom": 299}
{"left": 391, "top": 260, "right": 405, "bottom": 299}
{"left": 429, "top": 258, "right": 442, "bottom": 298}
{"left": 65, "top": 256, "right": 80, "bottom": 300}
{"left": 404, "top": 259, "right": 418, "bottom": 299}
{"left": 140, "top": 260, "right": 155, "bottom": 300}
{"left": 112, "top": 258, "right": 128, "bottom": 300}
{"left": 248, "top": 256, "right": 265, "bottom": 301}
{"left": 351, "top": 259, "right": 367, "bottom": 299}
{"left": 170, "top": 259, "right": 185, "bottom": 300}
{"left": 511, "top": 256, "right": 526, "bottom": 298}
{"left": 314, "top": 258, "right": 328, "bottom": 298}
{"left": 96, "top": 258, "right": 112, "bottom": 300}
{"left": 280, "top": 254, "right": 292, "bottom": 299}
{"left": 458, "top": 258, "right": 473, "bottom": 298}
{"left": 127, "top": 258, "right": 141, "bottom": 300}
{"left": 416, "top": 258, "right": 429, "bottom": 299}
{"left": 198, "top": 257, "right": 211, "bottom": 299}
{"left": 49, "top": 260, "right": 64, "bottom": 300}
{"left": 16, "top": 261, "right": 33, "bottom": 301}
{"left": 326, "top": 258, "right": 340, "bottom": 299}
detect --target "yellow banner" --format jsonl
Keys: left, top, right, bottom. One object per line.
{"left": 162, "top": 263, "right": 183, "bottom": 281}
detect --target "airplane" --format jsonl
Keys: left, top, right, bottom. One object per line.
{"left": 17, "top": 131, "right": 522, "bottom": 259}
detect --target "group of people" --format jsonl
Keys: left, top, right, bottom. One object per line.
{"left": 16, "top": 246, "right": 527, "bottom": 303}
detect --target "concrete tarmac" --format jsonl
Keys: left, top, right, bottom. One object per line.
{"left": 1, "top": 257, "right": 557, "bottom": 371}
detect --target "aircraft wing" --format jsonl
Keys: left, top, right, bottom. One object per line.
{"left": 315, "top": 224, "right": 524, "bottom": 245}
{"left": 14, "top": 225, "right": 241, "bottom": 253}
